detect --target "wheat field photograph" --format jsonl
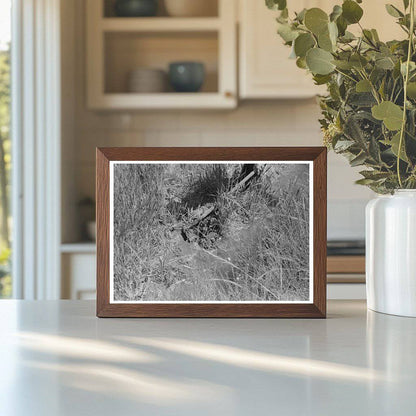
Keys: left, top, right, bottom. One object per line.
{"left": 111, "top": 161, "right": 311, "bottom": 303}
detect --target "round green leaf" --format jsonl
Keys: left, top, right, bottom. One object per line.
{"left": 304, "top": 8, "right": 329, "bottom": 35}
{"left": 318, "top": 32, "right": 333, "bottom": 52}
{"left": 341, "top": 31, "right": 356, "bottom": 42}
{"left": 277, "top": 23, "right": 299, "bottom": 42}
{"left": 294, "top": 33, "right": 315, "bottom": 57}
{"left": 313, "top": 74, "right": 331, "bottom": 85}
{"left": 330, "top": 5, "right": 343, "bottom": 22}
{"left": 333, "top": 59, "right": 353, "bottom": 70}
{"left": 401, "top": 61, "right": 416, "bottom": 76}
{"left": 375, "top": 56, "right": 395, "bottom": 70}
{"left": 350, "top": 53, "right": 368, "bottom": 69}
{"left": 371, "top": 29, "right": 380, "bottom": 42}
{"left": 306, "top": 48, "right": 335, "bottom": 75}
{"left": 407, "top": 82, "right": 416, "bottom": 99}
{"left": 328, "top": 21, "right": 338, "bottom": 42}
{"left": 317, "top": 22, "right": 338, "bottom": 52}
{"left": 356, "top": 79, "right": 372, "bottom": 92}
{"left": 266, "top": 0, "right": 287, "bottom": 11}
{"left": 296, "top": 8, "right": 307, "bottom": 22}
{"left": 336, "top": 15, "right": 348, "bottom": 35}
{"left": 371, "top": 101, "right": 403, "bottom": 131}
{"left": 385, "top": 4, "right": 403, "bottom": 18}
{"left": 296, "top": 57, "right": 307, "bottom": 69}
{"left": 382, "top": 133, "right": 409, "bottom": 162}
{"left": 342, "top": 0, "right": 363, "bottom": 24}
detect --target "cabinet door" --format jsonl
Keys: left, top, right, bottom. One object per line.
{"left": 62, "top": 253, "right": 96, "bottom": 300}
{"left": 239, "top": 0, "right": 319, "bottom": 99}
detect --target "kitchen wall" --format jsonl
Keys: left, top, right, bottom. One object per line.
{"left": 62, "top": 0, "right": 374, "bottom": 243}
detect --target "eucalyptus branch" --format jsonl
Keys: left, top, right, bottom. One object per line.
{"left": 390, "top": 79, "right": 398, "bottom": 101}
{"left": 358, "top": 69, "right": 381, "bottom": 104}
{"left": 334, "top": 68, "right": 357, "bottom": 83}
{"left": 267, "top": 0, "right": 416, "bottom": 193}
{"left": 393, "top": 85, "right": 404, "bottom": 104}
{"left": 397, "top": 0, "right": 415, "bottom": 187}
{"left": 399, "top": 24, "right": 410, "bottom": 35}
{"left": 358, "top": 22, "right": 378, "bottom": 49}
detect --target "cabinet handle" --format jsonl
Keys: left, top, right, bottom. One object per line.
{"left": 225, "top": 91, "right": 234, "bottom": 98}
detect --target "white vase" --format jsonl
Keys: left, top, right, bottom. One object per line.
{"left": 366, "top": 190, "right": 416, "bottom": 317}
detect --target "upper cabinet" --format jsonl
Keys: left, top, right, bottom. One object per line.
{"left": 86, "top": 0, "right": 237, "bottom": 109}
{"left": 239, "top": 0, "right": 320, "bottom": 99}
{"left": 238, "top": 0, "right": 404, "bottom": 100}
{"left": 86, "top": 0, "right": 406, "bottom": 109}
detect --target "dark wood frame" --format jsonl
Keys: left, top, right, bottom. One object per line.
{"left": 96, "top": 147, "right": 327, "bottom": 318}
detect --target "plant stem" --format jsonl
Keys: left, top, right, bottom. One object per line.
{"left": 358, "top": 69, "right": 380, "bottom": 104}
{"left": 334, "top": 68, "right": 357, "bottom": 83}
{"left": 398, "top": 0, "right": 415, "bottom": 188}
{"left": 358, "top": 22, "right": 378, "bottom": 49}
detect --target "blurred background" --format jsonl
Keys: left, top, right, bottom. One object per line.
{"left": 1, "top": 0, "right": 403, "bottom": 301}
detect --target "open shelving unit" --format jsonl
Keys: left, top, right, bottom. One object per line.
{"left": 86, "top": 0, "right": 237, "bottom": 109}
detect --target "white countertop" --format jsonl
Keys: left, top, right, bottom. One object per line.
{"left": 0, "top": 300, "right": 415, "bottom": 415}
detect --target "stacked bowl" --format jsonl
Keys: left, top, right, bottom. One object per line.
{"left": 127, "top": 68, "right": 167, "bottom": 93}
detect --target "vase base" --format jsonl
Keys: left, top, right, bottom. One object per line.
{"left": 368, "top": 306, "right": 416, "bottom": 318}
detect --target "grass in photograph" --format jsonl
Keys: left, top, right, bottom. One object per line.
{"left": 113, "top": 163, "right": 310, "bottom": 302}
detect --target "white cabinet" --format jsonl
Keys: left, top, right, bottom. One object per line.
{"left": 239, "top": 0, "right": 321, "bottom": 99}
{"left": 61, "top": 244, "right": 96, "bottom": 300}
{"left": 238, "top": 0, "right": 404, "bottom": 99}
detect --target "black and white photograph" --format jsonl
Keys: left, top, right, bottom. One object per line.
{"left": 110, "top": 161, "right": 312, "bottom": 303}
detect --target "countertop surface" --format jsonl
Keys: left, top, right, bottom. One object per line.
{"left": 0, "top": 300, "right": 415, "bottom": 416}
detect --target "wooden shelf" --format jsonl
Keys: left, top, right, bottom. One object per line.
{"left": 61, "top": 242, "right": 96, "bottom": 254}
{"left": 89, "top": 92, "right": 235, "bottom": 110}
{"left": 101, "top": 17, "right": 221, "bottom": 32}
{"left": 327, "top": 274, "right": 365, "bottom": 283}
{"left": 86, "top": 0, "right": 237, "bottom": 110}
{"left": 327, "top": 256, "right": 365, "bottom": 275}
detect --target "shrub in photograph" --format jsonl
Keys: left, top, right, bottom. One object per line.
{"left": 113, "top": 163, "right": 310, "bottom": 302}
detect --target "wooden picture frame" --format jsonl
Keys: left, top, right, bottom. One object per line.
{"left": 96, "top": 147, "right": 327, "bottom": 318}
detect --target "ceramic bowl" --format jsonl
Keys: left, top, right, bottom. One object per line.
{"left": 168, "top": 62, "right": 205, "bottom": 93}
{"left": 114, "top": 0, "right": 158, "bottom": 17}
{"left": 127, "top": 68, "right": 167, "bottom": 93}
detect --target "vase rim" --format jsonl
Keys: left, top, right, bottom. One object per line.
{"left": 395, "top": 189, "right": 416, "bottom": 194}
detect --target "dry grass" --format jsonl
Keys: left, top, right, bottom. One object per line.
{"left": 113, "top": 163, "right": 310, "bottom": 302}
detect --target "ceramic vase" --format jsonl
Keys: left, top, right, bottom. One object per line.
{"left": 366, "top": 190, "right": 416, "bottom": 317}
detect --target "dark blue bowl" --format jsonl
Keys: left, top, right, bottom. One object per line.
{"left": 114, "top": 0, "right": 158, "bottom": 17}
{"left": 169, "top": 62, "right": 205, "bottom": 93}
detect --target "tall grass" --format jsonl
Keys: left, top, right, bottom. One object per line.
{"left": 113, "top": 163, "right": 310, "bottom": 302}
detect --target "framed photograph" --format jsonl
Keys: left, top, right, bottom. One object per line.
{"left": 96, "top": 147, "right": 327, "bottom": 318}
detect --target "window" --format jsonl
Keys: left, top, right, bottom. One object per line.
{"left": 0, "top": 0, "right": 11, "bottom": 298}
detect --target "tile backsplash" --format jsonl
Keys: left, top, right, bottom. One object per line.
{"left": 72, "top": 101, "right": 373, "bottom": 241}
